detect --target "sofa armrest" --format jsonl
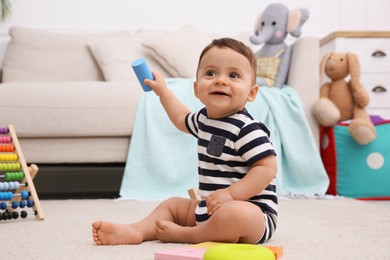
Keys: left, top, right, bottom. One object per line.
{"left": 287, "top": 36, "right": 320, "bottom": 148}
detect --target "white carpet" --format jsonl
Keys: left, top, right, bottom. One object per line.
{"left": 1, "top": 198, "right": 390, "bottom": 260}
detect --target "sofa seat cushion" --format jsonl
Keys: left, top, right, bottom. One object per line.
{"left": 0, "top": 82, "right": 142, "bottom": 137}
{"left": 2, "top": 26, "right": 132, "bottom": 83}
{"left": 19, "top": 137, "right": 131, "bottom": 163}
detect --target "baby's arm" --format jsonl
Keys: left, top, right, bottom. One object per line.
{"left": 144, "top": 71, "right": 190, "bottom": 133}
{"left": 227, "top": 155, "right": 277, "bottom": 199}
{"left": 206, "top": 155, "right": 277, "bottom": 215}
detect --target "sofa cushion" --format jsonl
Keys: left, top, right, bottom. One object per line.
{"left": 88, "top": 31, "right": 171, "bottom": 82}
{"left": 20, "top": 137, "right": 131, "bottom": 163}
{"left": 2, "top": 26, "right": 131, "bottom": 83}
{"left": 141, "top": 25, "right": 211, "bottom": 78}
{"left": 0, "top": 82, "right": 142, "bottom": 137}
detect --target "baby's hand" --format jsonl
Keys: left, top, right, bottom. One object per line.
{"left": 144, "top": 71, "right": 167, "bottom": 97}
{"left": 206, "top": 189, "right": 233, "bottom": 216}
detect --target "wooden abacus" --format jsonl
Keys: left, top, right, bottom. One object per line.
{"left": 0, "top": 125, "right": 44, "bottom": 221}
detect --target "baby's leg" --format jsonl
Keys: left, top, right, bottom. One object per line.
{"left": 156, "top": 200, "right": 265, "bottom": 244}
{"left": 92, "top": 197, "right": 198, "bottom": 245}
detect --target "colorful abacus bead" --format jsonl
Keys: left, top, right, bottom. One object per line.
{"left": 0, "top": 210, "right": 29, "bottom": 221}
{"left": 12, "top": 211, "right": 19, "bottom": 219}
{"left": 0, "top": 163, "right": 21, "bottom": 171}
{"left": 11, "top": 201, "right": 19, "bottom": 209}
{"left": 1, "top": 211, "right": 10, "bottom": 220}
{"left": 3, "top": 171, "right": 25, "bottom": 181}
{"left": 0, "top": 145, "right": 15, "bottom": 152}
{"left": 0, "top": 181, "right": 21, "bottom": 191}
{"left": 0, "top": 191, "right": 13, "bottom": 200}
{"left": 0, "top": 127, "right": 9, "bottom": 134}
{"left": 0, "top": 201, "right": 7, "bottom": 210}
{"left": 27, "top": 200, "right": 34, "bottom": 207}
{"left": 0, "top": 136, "right": 12, "bottom": 143}
{"left": 19, "top": 200, "right": 26, "bottom": 208}
{"left": 21, "top": 191, "right": 29, "bottom": 199}
{"left": 0, "top": 153, "right": 18, "bottom": 161}
{"left": 0, "top": 211, "right": 19, "bottom": 220}
{"left": 0, "top": 200, "right": 33, "bottom": 210}
{"left": 20, "top": 210, "right": 28, "bottom": 218}
{"left": 0, "top": 190, "right": 29, "bottom": 200}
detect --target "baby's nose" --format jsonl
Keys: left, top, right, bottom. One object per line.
{"left": 215, "top": 76, "right": 228, "bottom": 85}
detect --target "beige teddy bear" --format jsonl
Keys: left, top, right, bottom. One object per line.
{"left": 312, "top": 52, "right": 376, "bottom": 145}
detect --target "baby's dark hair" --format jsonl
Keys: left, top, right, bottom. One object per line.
{"left": 196, "top": 38, "right": 257, "bottom": 84}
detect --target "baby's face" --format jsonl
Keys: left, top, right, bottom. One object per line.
{"left": 194, "top": 47, "right": 258, "bottom": 119}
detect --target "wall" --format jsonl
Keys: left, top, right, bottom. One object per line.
{"left": 0, "top": 0, "right": 389, "bottom": 62}
{"left": 1, "top": 0, "right": 390, "bottom": 34}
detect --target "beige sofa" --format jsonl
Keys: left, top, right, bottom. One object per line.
{"left": 0, "top": 26, "right": 319, "bottom": 196}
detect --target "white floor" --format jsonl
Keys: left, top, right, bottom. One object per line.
{"left": 367, "top": 200, "right": 390, "bottom": 208}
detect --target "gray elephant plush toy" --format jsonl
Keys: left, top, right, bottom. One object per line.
{"left": 250, "top": 3, "right": 309, "bottom": 88}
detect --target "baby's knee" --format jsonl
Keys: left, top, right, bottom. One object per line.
{"left": 219, "top": 201, "right": 262, "bottom": 220}
{"left": 160, "top": 197, "right": 192, "bottom": 212}
{"left": 163, "top": 196, "right": 186, "bottom": 205}
{"left": 162, "top": 197, "right": 196, "bottom": 225}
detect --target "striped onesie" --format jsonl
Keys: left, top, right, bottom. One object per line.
{"left": 185, "top": 107, "right": 278, "bottom": 243}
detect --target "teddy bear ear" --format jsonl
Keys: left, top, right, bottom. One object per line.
{"left": 319, "top": 52, "right": 332, "bottom": 84}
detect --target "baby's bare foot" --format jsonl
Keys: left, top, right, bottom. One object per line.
{"left": 92, "top": 221, "right": 143, "bottom": 245}
{"left": 155, "top": 220, "right": 191, "bottom": 243}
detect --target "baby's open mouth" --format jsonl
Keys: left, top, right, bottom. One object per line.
{"left": 211, "top": 91, "right": 229, "bottom": 96}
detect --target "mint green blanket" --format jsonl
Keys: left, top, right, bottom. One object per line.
{"left": 120, "top": 78, "right": 329, "bottom": 200}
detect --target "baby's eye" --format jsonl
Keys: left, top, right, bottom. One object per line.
{"left": 206, "top": 70, "right": 216, "bottom": 77}
{"left": 229, "top": 72, "right": 239, "bottom": 79}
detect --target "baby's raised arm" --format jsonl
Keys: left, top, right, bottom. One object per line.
{"left": 144, "top": 71, "right": 191, "bottom": 134}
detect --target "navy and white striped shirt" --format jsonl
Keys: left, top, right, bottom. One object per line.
{"left": 185, "top": 107, "right": 278, "bottom": 221}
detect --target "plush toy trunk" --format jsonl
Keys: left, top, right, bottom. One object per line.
{"left": 320, "top": 119, "right": 390, "bottom": 200}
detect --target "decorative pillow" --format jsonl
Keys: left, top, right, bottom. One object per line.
{"left": 2, "top": 26, "right": 130, "bottom": 82}
{"left": 321, "top": 120, "right": 390, "bottom": 199}
{"left": 88, "top": 31, "right": 171, "bottom": 82}
{"left": 141, "top": 25, "right": 211, "bottom": 78}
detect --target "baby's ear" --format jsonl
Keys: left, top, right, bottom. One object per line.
{"left": 247, "top": 84, "right": 259, "bottom": 102}
{"left": 193, "top": 81, "right": 199, "bottom": 98}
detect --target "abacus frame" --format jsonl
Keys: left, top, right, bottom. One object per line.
{"left": 1, "top": 125, "right": 44, "bottom": 220}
